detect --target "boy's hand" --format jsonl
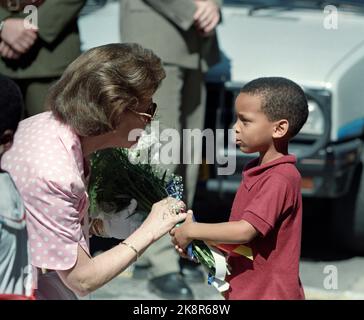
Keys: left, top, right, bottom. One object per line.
{"left": 173, "top": 243, "right": 190, "bottom": 260}
{"left": 170, "top": 210, "right": 194, "bottom": 250}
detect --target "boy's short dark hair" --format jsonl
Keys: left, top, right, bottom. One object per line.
{"left": 0, "top": 75, "right": 23, "bottom": 140}
{"left": 241, "top": 77, "right": 309, "bottom": 138}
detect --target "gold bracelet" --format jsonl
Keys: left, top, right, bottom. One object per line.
{"left": 120, "top": 241, "right": 139, "bottom": 260}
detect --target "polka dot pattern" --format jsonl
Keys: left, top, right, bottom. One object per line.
{"left": 1, "top": 112, "right": 91, "bottom": 270}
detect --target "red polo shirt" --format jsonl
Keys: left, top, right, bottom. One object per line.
{"left": 225, "top": 155, "right": 305, "bottom": 300}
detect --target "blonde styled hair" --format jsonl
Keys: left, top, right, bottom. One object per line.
{"left": 48, "top": 43, "right": 166, "bottom": 136}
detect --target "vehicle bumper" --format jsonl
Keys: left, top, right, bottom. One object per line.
{"left": 206, "top": 138, "right": 363, "bottom": 198}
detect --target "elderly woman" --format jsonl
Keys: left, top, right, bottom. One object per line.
{"left": 1, "top": 43, "right": 187, "bottom": 299}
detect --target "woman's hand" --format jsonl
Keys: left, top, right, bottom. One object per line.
{"left": 139, "top": 197, "right": 187, "bottom": 242}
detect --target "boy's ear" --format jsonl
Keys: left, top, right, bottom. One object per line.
{"left": 0, "top": 130, "right": 14, "bottom": 154}
{"left": 272, "top": 119, "right": 289, "bottom": 139}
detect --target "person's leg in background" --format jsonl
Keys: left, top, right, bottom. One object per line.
{"left": 176, "top": 68, "right": 209, "bottom": 278}
{"left": 152, "top": 65, "right": 206, "bottom": 209}
{"left": 133, "top": 65, "right": 205, "bottom": 299}
{"left": 133, "top": 65, "right": 182, "bottom": 278}
{"left": 15, "top": 78, "right": 56, "bottom": 118}
{"left": 133, "top": 65, "right": 189, "bottom": 299}
{"left": 180, "top": 68, "right": 206, "bottom": 208}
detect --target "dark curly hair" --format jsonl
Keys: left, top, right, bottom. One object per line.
{"left": 241, "top": 77, "right": 309, "bottom": 138}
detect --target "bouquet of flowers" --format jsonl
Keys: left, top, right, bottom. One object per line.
{"left": 88, "top": 130, "right": 232, "bottom": 292}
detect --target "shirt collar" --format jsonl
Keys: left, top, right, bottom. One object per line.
{"left": 243, "top": 154, "right": 297, "bottom": 190}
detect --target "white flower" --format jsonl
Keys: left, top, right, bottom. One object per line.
{"left": 128, "top": 130, "right": 160, "bottom": 165}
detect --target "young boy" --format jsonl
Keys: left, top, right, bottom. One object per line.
{"left": 0, "top": 75, "right": 33, "bottom": 299}
{"left": 171, "top": 77, "right": 309, "bottom": 300}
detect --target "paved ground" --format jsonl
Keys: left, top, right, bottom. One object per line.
{"left": 88, "top": 258, "right": 364, "bottom": 300}
{"left": 89, "top": 267, "right": 223, "bottom": 300}
{"left": 89, "top": 190, "right": 364, "bottom": 300}
{"left": 299, "top": 199, "right": 364, "bottom": 300}
{"left": 301, "top": 258, "right": 364, "bottom": 300}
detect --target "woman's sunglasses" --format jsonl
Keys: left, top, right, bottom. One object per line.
{"left": 128, "top": 102, "right": 157, "bottom": 124}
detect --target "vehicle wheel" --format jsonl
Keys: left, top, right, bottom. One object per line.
{"left": 331, "top": 148, "right": 364, "bottom": 254}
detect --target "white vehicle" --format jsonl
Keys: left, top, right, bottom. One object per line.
{"left": 79, "top": 0, "right": 364, "bottom": 252}
{"left": 206, "top": 0, "right": 364, "bottom": 253}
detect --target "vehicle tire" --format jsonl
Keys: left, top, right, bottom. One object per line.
{"left": 331, "top": 147, "right": 364, "bottom": 254}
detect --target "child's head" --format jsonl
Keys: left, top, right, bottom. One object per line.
{"left": 234, "top": 77, "right": 308, "bottom": 154}
{"left": 0, "top": 75, "right": 23, "bottom": 159}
